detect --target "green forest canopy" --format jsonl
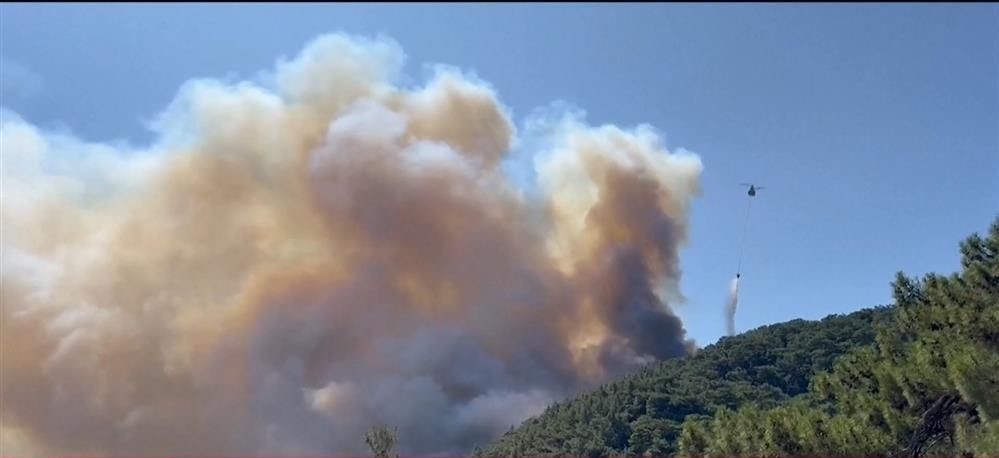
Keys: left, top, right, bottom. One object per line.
{"left": 482, "top": 216, "right": 998, "bottom": 457}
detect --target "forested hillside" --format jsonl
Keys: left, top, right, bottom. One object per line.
{"left": 483, "top": 305, "right": 893, "bottom": 456}
{"left": 677, "top": 217, "right": 999, "bottom": 456}
{"left": 483, "top": 216, "right": 998, "bottom": 457}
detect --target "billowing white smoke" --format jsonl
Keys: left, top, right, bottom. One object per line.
{"left": 0, "top": 33, "right": 702, "bottom": 454}
{"left": 726, "top": 276, "right": 740, "bottom": 336}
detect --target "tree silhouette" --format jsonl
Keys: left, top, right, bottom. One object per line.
{"left": 365, "top": 424, "right": 398, "bottom": 458}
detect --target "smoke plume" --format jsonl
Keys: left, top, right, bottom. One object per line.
{"left": 0, "top": 33, "right": 702, "bottom": 454}
{"left": 726, "top": 276, "right": 740, "bottom": 336}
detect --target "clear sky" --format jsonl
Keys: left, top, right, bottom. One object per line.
{"left": 2, "top": 3, "right": 996, "bottom": 347}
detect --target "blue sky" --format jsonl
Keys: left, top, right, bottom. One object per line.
{"left": 2, "top": 3, "right": 996, "bottom": 346}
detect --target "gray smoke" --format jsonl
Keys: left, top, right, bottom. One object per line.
{"left": 0, "top": 33, "right": 703, "bottom": 455}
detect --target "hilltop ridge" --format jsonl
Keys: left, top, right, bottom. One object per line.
{"left": 483, "top": 305, "right": 893, "bottom": 456}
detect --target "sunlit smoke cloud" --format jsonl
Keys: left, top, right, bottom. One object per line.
{"left": 0, "top": 33, "right": 702, "bottom": 454}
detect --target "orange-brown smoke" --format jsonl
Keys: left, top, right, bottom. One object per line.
{"left": 0, "top": 33, "right": 702, "bottom": 454}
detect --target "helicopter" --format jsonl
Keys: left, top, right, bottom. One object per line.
{"left": 740, "top": 183, "right": 765, "bottom": 197}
